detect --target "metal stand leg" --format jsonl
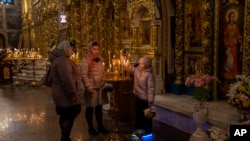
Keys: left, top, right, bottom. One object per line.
{"left": 105, "top": 84, "right": 127, "bottom": 141}
{"left": 30, "top": 59, "right": 39, "bottom": 87}
{"left": 13, "top": 60, "right": 22, "bottom": 86}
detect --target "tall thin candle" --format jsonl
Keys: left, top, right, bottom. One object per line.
{"left": 108, "top": 51, "right": 111, "bottom": 66}
{"left": 102, "top": 62, "right": 105, "bottom": 76}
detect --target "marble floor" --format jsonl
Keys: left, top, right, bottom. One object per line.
{"left": 0, "top": 85, "right": 190, "bottom": 141}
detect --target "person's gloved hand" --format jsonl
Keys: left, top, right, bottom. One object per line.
{"left": 102, "top": 83, "right": 113, "bottom": 91}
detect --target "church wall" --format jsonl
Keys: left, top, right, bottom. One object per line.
{"left": 170, "top": 0, "right": 250, "bottom": 100}
{"left": 17, "top": 0, "right": 250, "bottom": 100}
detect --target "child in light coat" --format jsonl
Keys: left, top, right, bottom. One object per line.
{"left": 130, "top": 56, "right": 155, "bottom": 135}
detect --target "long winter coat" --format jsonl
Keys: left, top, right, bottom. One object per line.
{"left": 80, "top": 57, "right": 108, "bottom": 107}
{"left": 49, "top": 50, "right": 82, "bottom": 107}
{"left": 131, "top": 66, "right": 155, "bottom": 103}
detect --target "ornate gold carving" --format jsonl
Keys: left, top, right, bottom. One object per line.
{"left": 129, "top": 0, "right": 156, "bottom": 27}
{"left": 150, "top": 25, "right": 158, "bottom": 48}
{"left": 182, "top": 0, "right": 214, "bottom": 83}
{"left": 3, "top": 66, "right": 10, "bottom": 79}
{"left": 184, "top": 0, "right": 202, "bottom": 51}
{"left": 202, "top": 0, "right": 213, "bottom": 75}
{"left": 184, "top": 55, "right": 203, "bottom": 77}
{"left": 131, "top": 27, "right": 139, "bottom": 47}
{"left": 128, "top": 0, "right": 160, "bottom": 75}
{"left": 213, "top": 0, "right": 220, "bottom": 101}
{"left": 175, "top": 0, "right": 184, "bottom": 84}
{"left": 243, "top": 1, "right": 250, "bottom": 75}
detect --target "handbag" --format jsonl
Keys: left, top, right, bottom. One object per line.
{"left": 42, "top": 66, "right": 52, "bottom": 87}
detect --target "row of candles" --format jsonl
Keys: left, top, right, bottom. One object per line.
{"left": 103, "top": 51, "right": 131, "bottom": 78}
{"left": 6, "top": 48, "right": 42, "bottom": 59}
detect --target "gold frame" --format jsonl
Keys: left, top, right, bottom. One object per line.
{"left": 129, "top": 0, "right": 156, "bottom": 48}
{"left": 184, "top": 55, "right": 203, "bottom": 78}
{"left": 243, "top": 1, "right": 250, "bottom": 75}
{"left": 175, "top": 0, "right": 213, "bottom": 84}
{"left": 184, "top": 0, "right": 203, "bottom": 52}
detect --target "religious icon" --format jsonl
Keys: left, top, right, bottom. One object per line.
{"left": 219, "top": 0, "right": 244, "bottom": 80}
{"left": 187, "top": 0, "right": 202, "bottom": 47}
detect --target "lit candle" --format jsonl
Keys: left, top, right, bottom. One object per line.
{"left": 109, "top": 64, "right": 112, "bottom": 76}
{"left": 120, "top": 50, "right": 122, "bottom": 61}
{"left": 127, "top": 60, "right": 130, "bottom": 77}
{"left": 118, "top": 60, "right": 121, "bottom": 76}
{"left": 122, "top": 61, "right": 125, "bottom": 77}
{"left": 102, "top": 62, "right": 105, "bottom": 76}
{"left": 108, "top": 51, "right": 111, "bottom": 66}
{"left": 113, "top": 61, "right": 115, "bottom": 74}
{"left": 128, "top": 53, "right": 131, "bottom": 62}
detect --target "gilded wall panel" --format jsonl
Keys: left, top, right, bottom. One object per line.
{"left": 243, "top": 1, "right": 250, "bottom": 75}
{"left": 184, "top": 55, "right": 203, "bottom": 78}
{"left": 184, "top": 0, "right": 203, "bottom": 51}
{"left": 175, "top": 0, "right": 184, "bottom": 84}
{"left": 182, "top": 0, "right": 214, "bottom": 78}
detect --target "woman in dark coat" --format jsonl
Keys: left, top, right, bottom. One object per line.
{"left": 49, "top": 40, "right": 82, "bottom": 141}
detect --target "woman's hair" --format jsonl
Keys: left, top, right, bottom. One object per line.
{"left": 92, "top": 41, "right": 99, "bottom": 46}
{"left": 57, "top": 40, "right": 71, "bottom": 55}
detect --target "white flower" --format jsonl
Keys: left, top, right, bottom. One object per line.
{"left": 207, "top": 127, "right": 229, "bottom": 141}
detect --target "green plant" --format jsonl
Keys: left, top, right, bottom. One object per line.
{"left": 193, "top": 87, "right": 211, "bottom": 101}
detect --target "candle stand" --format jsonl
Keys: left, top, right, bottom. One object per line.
{"left": 3, "top": 49, "right": 43, "bottom": 87}
{"left": 103, "top": 76, "right": 131, "bottom": 141}
{"left": 28, "top": 58, "right": 42, "bottom": 87}
{"left": 13, "top": 59, "right": 23, "bottom": 86}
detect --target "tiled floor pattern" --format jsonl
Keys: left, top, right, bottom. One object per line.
{"left": 0, "top": 85, "right": 190, "bottom": 141}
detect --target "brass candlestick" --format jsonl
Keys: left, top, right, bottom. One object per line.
{"left": 13, "top": 59, "right": 23, "bottom": 87}
{"left": 29, "top": 58, "right": 41, "bottom": 87}
{"left": 103, "top": 76, "right": 131, "bottom": 141}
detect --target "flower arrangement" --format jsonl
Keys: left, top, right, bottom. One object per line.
{"left": 227, "top": 75, "right": 250, "bottom": 110}
{"left": 207, "top": 127, "right": 229, "bottom": 141}
{"left": 185, "top": 73, "right": 220, "bottom": 101}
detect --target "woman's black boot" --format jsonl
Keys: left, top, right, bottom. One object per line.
{"left": 86, "top": 107, "right": 99, "bottom": 136}
{"left": 95, "top": 105, "right": 109, "bottom": 134}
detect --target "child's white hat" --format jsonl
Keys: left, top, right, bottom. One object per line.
{"left": 140, "top": 56, "right": 152, "bottom": 67}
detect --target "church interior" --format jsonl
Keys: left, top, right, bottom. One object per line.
{"left": 0, "top": 0, "right": 250, "bottom": 141}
